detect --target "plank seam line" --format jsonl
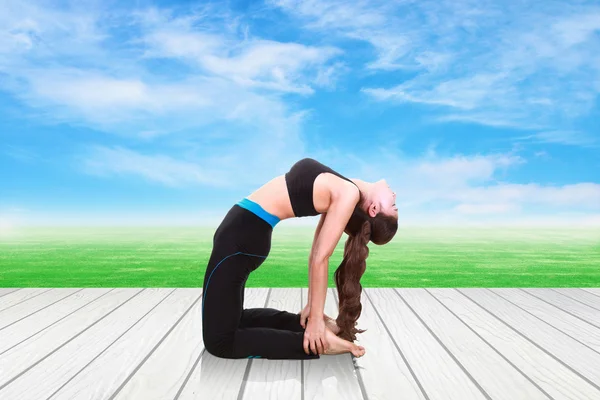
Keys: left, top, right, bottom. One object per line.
{"left": 0, "top": 289, "right": 85, "bottom": 332}
{"left": 580, "top": 289, "right": 600, "bottom": 299}
{"left": 109, "top": 289, "right": 204, "bottom": 400}
{"left": 394, "top": 289, "right": 493, "bottom": 400}
{"left": 0, "top": 289, "right": 22, "bottom": 299}
{"left": 459, "top": 289, "right": 600, "bottom": 392}
{"left": 503, "top": 289, "right": 600, "bottom": 355}
{"left": 0, "top": 288, "right": 147, "bottom": 392}
{"left": 0, "top": 288, "right": 116, "bottom": 356}
{"left": 363, "top": 288, "right": 429, "bottom": 400}
{"left": 237, "top": 287, "right": 272, "bottom": 400}
{"left": 174, "top": 348, "right": 206, "bottom": 400}
{"left": 548, "top": 288, "right": 600, "bottom": 312}
{"left": 45, "top": 289, "right": 177, "bottom": 399}
{"left": 521, "top": 289, "right": 600, "bottom": 330}
{"left": 0, "top": 288, "right": 54, "bottom": 313}
{"left": 424, "top": 289, "right": 553, "bottom": 399}
{"left": 333, "top": 288, "right": 369, "bottom": 400}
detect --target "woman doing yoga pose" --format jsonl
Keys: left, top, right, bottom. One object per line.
{"left": 202, "top": 158, "right": 398, "bottom": 360}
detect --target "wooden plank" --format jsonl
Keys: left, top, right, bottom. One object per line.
{"left": 0, "top": 288, "right": 141, "bottom": 388}
{"left": 398, "top": 288, "right": 547, "bottom": 399}
{"left": 0, "top": 288, "right": 113, "bottom": 354}
{"left": 330, "top": 287, "right": 426, "bottom": 400}
{"left": 0, "top": 288, "right": 52, "bottom": 312}
{"left": 0, "top": 288, "right": 82, "bottom": 330}
{"left": 0, "top": 288, "right": 166, "bottom": 399}
{"left": 551, "top": 289, "right": 600, "bottom": 311}
{"left": 302, "top": 287, "right": 369, "bottom": 400}
{"left": 0, "top": 289, "right": 20, "bottom": 298}
{"left": 492, "top": 289, "right": 600, "bottom": 353}
{"left": 110, "top": 288, "right": 204, "bottom": 400}
{"left": 458, "top": 288, "right": 600, "bottom": 387}
{"left": 521, "top": 289, "right": 600, "bottom": 328}
{"left": 177, "top": 288, "right": 269, "bottom": 400}
{"left": 51, "top": 289, "right": 200, "bottom": 400}
{"left": 431, "top": 288, "right": 600, "bottom": 399}
{"left": 582, "top": 288, "right": 600, "bottom": 297}
{"left": 367, "top": 288, "right": 488, "bottom": 400}
{"left": 240, "top": 288, "right": 303, "bottom": 400}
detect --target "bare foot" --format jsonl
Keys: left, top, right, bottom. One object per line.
{"left": 323, "top": 324, "right": 366, "bottom": 358}
{"left": 324, "top": 314, "right": 341, "bottom": 335}
{"left": 298, "top": 310, "right": 341, "bottom": 335}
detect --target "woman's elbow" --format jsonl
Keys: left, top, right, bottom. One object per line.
{"left": 312, "top": 254, "right": 330, "bottom": 267}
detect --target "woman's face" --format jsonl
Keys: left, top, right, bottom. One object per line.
{"left": 376, "top": 179, "right": 398, "bottom": 218}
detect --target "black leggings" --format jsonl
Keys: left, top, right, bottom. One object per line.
{"left": 202, "top": 203, "right": 320, "bottom": 360}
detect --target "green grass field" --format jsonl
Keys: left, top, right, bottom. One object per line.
{"left": 0, "top": 227, "right": 599, "bottom": 287}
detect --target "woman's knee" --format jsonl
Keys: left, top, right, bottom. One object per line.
{"left": 204, "top": 337, "right": 236, "bottom": 359}
{"left": 204, "top": 341, "right": 225, "bottom": 358}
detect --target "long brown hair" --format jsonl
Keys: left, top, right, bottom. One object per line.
{"left": 334, "top": 190, "right": 398, "bottom": 341}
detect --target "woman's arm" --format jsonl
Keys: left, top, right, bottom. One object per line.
{"left": 309, "top": 186, "right": 359, "bottom": 318}
{"left": 307, "top": 213, "right": 327, "bottom": 306}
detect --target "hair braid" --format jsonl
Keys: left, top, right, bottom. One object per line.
{"left": 334, "top": 190, "right": 397, "bottom": 342}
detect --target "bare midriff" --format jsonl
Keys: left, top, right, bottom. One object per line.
{"left": 246, "top": 175, "right": 295, "bottom": 221}
{"left": 246, "top": 173, "right": 354, "bottom": 221}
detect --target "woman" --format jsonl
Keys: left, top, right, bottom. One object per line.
{"left": 202, "top": 158, "right": 398, "bottom": 360}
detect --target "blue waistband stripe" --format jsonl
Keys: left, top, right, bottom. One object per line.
{"left": 236, "top": 198, "right": 280, "bottom": 228}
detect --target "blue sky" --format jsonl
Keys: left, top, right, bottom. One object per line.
{"left": 1, "top": 0, "right": 599, "bottom": 228}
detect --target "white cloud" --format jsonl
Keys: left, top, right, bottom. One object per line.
{"left": 0, "top": 209, "right": 227, "bottom": 228}
{"left": 80, "top": 145, "right": 228, "bottom": 187}
{"left": 138, "top": 7, "right": 343, "bottom": 94}
{"left": 401, "top": 164, "right": 600, "bottom": 210}
{"left": 1, "top": 0, "right": 598, "bottom": 227}
{"left": 0, "top": 1, "right": 108, "bottom": 66}
{"left": 0, "top": 1, "right": 338, "bottom": 144}
{"left": 5, "top": 144, "right": 600, "bottom": 226}
{"left": 26, "top": 71, "right": 208, "bottom": 115}
{"left": 362, "top": 72, "right": 509, "bottom": 111}
{"left": 275, "top": 0, "right": 600, "bottom": 132}
{"left": 395, "top": 212, "right": 600, "bottom": 227}
{"left": 143, "top": 32, "right": 342, "bottom": 94}
{"left": 409, "top": 153, "right": 523, "bottom": 186}
{"left": 311, "top": 146, "right": 600, "bottom": 222}
{"left": 270, "top": 0, "right": 398, "bottom": 67}
{"left": 454, "top": 203, "right": 519, "bottom": 214}
{"left": 514, "top": 130, "right": 598, "bottom": 147}
{"left": 21, "top": 69, "right": 291, "bottom": 131}
{"left": 361, "top": 6, "right": 600, "bottom": 126}
{"left": 452, "top": 183, "right": 600, "bottom": 208}
{"left": 0, "top": 2, "right": 327, "bottom": 187}
{"left": 79, "top": 131, "right": 310, "bottom": 189}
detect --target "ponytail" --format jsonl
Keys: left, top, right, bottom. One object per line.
{"left": 334, "top": 190, "right": 397, "bottom": 341}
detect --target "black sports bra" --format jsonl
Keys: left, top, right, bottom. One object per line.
{"left": 284, "top": 158, "right": 358, "bottom": 217}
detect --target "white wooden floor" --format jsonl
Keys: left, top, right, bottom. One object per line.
{"left": 1, "top": 288, "right": 600, "bottom": 400}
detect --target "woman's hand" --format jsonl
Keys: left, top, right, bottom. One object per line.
{"left": 300, "top": 303, "right": 311, "bottom": 329}
{"left": 304, "top": 315, "right": 327, "bottom": 355}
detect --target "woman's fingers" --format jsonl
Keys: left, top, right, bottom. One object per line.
{"left": 313, "top": 338, "right": 320, "bottom": 355}
{"left": 304, "top": 336, "right": 310, "bottom": 355}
